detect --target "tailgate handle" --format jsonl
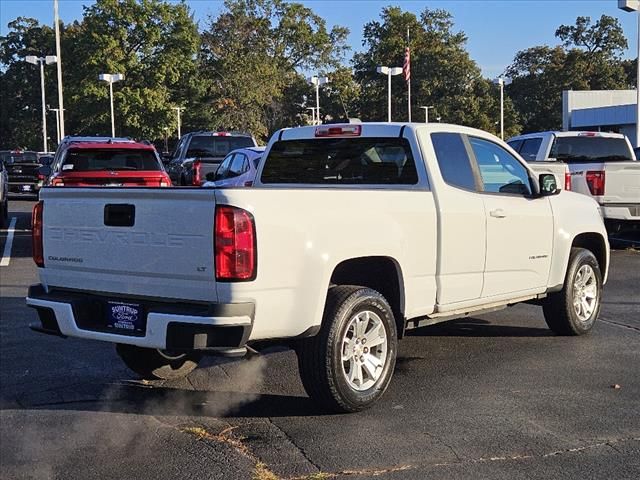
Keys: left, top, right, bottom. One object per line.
{"left": 104, "top": 204, "right": 135, "bottom": 227}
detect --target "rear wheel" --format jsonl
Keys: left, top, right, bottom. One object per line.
{"left": 543, "top": 248, "right": 602, "bottom": 335}
{"left": 115, "top": 344, "right": 202, "bottom": 380}
{"left": 296, "top": 286, "right": 398, "bottom": 413}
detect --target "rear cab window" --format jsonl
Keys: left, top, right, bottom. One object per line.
{"left": 550, "top": 135, "right": 634, "bottom": 163}
{"left": 60, "top": 149, "right": 162, "bottom": 172}
{"left": 0, "top": 152, "right": 38, "bottom": 164}
{"left": 260, "top": 137, "right": 418, "bottom": 185}
{"left": 186, "top": 136, "right": 255, "bottom": 158}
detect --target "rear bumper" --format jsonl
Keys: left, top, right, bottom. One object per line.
{"left": 26, "top": 284, "right": 254, "bottom": 352}
{"left": 601, "top": 204, "right": 640, "bottom": 222}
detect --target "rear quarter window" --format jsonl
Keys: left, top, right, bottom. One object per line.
{"left": 261, "top": 137, "right": 418, "bottom": 185}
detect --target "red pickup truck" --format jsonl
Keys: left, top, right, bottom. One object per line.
{"left": 42, "top": 138, "right": 171, "bottom": 187}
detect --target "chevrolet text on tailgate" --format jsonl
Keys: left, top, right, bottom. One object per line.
{"left": 27, "top": 123, "right": 610, "bottom": 412}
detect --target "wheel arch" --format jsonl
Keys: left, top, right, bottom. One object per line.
{"left": 572, "top": 232, "right": 608, "bottom": 279}
{"left": 329, "top": 256, "right": 406, "bottom": 338}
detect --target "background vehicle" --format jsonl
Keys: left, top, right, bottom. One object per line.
{"left": 166, "top": 131, "right": 257, "bottom": 186}
{"left": 40, "top": 137, "right": 171, "bottom": 187}
{"left": 202, "top": 146, "right": 266, "bottom": 187}
{"left": 508, "top": 131, "right": 640, "bottom": 235}
{"left": 0, "top": 159, "right": 7, "bottom": 227}
{"left": 0, "top": 150, "right": 42, "bottom": 196}
{"left": 27, "top": 123, "right": 609, "bottom": 413}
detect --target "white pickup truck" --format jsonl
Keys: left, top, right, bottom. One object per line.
{"left": 508, "top": 131, "right": 640, "bottom": 235}
{"left": 27, "top": 123, "right": 609, "bottom": 412}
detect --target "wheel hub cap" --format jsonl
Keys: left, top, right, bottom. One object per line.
{"left": 572, "top": 264, "right": 598, "bottom": 322}
{"left": 341, "top": 310, "right": 388, "bottom": 391}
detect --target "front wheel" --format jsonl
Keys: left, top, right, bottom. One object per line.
{"left": 543, "top": 247, "right": 602, "bottom": 335}
{"left": 296, "top": 286, "right": 398, "bottom": 413}
{"left": 115, "top": 344, "right": 202, "bottom": 380}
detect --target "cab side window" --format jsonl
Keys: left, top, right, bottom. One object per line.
{"left": 519, "top": 138, "right": 542, "bottom": 161}
{"left": 431, "top": 132, "right": 477, "bottom": 191}
{"left": 228, "top": 154, "right": 247, "bottom": 178}
{"left": 469, "top": 137, "right": 532, "bottom": 196}
{"left": 215, "top": 154, "right": 234, "bottom": 181}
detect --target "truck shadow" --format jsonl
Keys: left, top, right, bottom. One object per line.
{"left": 407, "top": 317, "right": 553, "bottom": 337}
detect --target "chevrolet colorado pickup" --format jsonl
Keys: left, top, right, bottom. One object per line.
{"left": 27, "top": 123, "right": 610, "bottom": 412}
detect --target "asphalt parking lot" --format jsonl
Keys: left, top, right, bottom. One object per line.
{"left": 1, "top": 198, "right": 639, "bottom": 480}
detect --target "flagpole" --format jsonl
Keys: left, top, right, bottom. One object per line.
{"left": 407, "top": 27, "right": 411, "bottom": 122}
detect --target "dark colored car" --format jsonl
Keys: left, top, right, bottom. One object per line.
{"left": 166, "top": 131, "right": 258, "bottom": 186}
{"left": 0, "top": 150, "right": 43, "bottom": 196}
{"left": 42, "top": 137, "right": 172, "bottom": 187}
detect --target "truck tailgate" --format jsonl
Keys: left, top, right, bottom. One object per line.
{"left": 39, "top": 188, "right": 218, "bottom": 302}
{"left": 602, "top": 162, "right": 640, "bottom": 204}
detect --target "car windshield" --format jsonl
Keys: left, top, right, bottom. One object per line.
{"left": 550, "top": 136, "right": 634, "bottom": 162}
{"left": 0, "top": 152, "right": 38, "bottom": 164}
{"left": 61, "top": 149, "right": 162, "bottom": 171}
{"left": 185, "top": 136, "right": 255, "bottom": 158}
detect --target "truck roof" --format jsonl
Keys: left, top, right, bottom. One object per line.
{"left": 66, "top": 142, "right": 156, "bottom": 151}
{"left": 508, "top": 131, "right": 627, "bottom": 142}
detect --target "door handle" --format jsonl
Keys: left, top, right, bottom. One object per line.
{"left": 489, "top": 208, "right": 506, "bottom": 218}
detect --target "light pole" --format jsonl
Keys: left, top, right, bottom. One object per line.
{"left": 308, "top": 76, "right": 329, "bottom": 125}
{"left": 419, "top": 105, "right": 435, "bottom": 123}
{"left": 54, "top": 0, "right": 65, "bottom": 138}
{"left": 306, "top": 107, "right": 316, "bottom": 125}
{"left": 619, "top": 1, "right": 640, "bottom": 147}
{"left": 50, "top": 107, "right": 62, "bottom": 144}
{"left": 26, "top": 55, "right": 57, "bottom": 152}
{"left": 376, "top": 66, "right": 403, "bottom": 122}
{"left": 493, "top": 76, "right": 512, "bottom": 140}
{"left": 173, "top": 107, "right": 184, "bottom": 139}
{"left": 98, "top": 73, "right": 124, "bottom": 137}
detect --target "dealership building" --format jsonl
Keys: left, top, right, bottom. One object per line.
{"left": 563, "top": 90, "right": 638, "bottom": 145}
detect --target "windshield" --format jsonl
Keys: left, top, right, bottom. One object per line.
{"left": 61, "top": 149, "right": 162, "bottom": 172}
{"left": 0, "top": 152, "right": 38, "bottom": 164}
{"left": 550, "top": 136, "right": 633, "bottom": 162}
{"left": 185, "top": 136, "right": 255, "bottom": 158}
{"left": 261, "top": 137, "right": 418, "bottom": 185}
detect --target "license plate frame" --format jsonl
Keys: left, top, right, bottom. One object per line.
{"left": 105, "top": 301, "right": 146, "bottom": 336}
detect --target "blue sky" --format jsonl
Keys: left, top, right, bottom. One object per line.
{"left": 1, "top": 0, "right": 637, "bottom": 78}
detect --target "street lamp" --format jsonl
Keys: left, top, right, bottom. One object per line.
{"left": 376, "top": 66, "right": 403, "bottom": 122}
{"left": 49, "top": 107, "right": 62, "bottom": 144}
{"left": 98, "top": 73, "right": 124, "bottom": 137}
{"left": 308, "top": 76, "right": 329, "bottom": 125}
{"left": 172, "top": 107, "right": 184, "bottom": 139}
{"left": 419, "top": 105, "right": 435, "bottom": 123}
{"left": 306, "top": 107, "right": 316, "bottom": 125}
{"left": 25, "top": 55, "right": 57, "bottom": 152}
{"left": 54, "top": 0, "right": 65, "bottom": 138}
{"left": 493, "top": 76, "right": 512, "bottom": 140}
{"left": 619, "top": 0, "right": 640, "bottom": 148}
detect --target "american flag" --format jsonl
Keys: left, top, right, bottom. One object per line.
{"left": 403, "top": 46, "right": 410, "bottom": 82}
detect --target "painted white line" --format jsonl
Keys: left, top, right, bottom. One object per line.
{"left": 1, "top": 217, "right": 18, "bottom": 267}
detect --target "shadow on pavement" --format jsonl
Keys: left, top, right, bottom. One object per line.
{"left": 408, "top": 317, "right": 553, "bottom": 338}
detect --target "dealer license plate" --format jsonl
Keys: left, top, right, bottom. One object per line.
{"left": 105, "top": 301, "right": 146, "bottom": 335}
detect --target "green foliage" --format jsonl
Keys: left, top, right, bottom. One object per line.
{"left": 507, "top": 15, "right": 631, "bottom": 133}
{"left": 353, "top": 7, "right": 520, "bottom": 137}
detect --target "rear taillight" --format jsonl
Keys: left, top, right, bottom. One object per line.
{"left": 51, "top": 177, "right": 64, "bottom": 186}
{"left": 586, "top": 170, "right": 605, "bottom": 196}
{"left": 564, "top": 172, "right": 571, "bottom": 191}
{"left": 192, "top": 160, "right": 202, "bottom": 186}
{"left": 215, "top": 205, "right": 256, "bottom": 281}
{"left": 160, "top": 174, "right": 171, "bottom": 187}
{"left": 32, "top": 201, "right": 44, "bottom": 267}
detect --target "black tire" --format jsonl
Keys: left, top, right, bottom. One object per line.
{"left": 115, "top": 344, "right": 202, "bottom": 380}
{"left": 295, "top": 286, "right": 398, "bottom": 413}
{"left": 543, "top": 247, "right": 602, "bottom": 335}
{"left": 0, "top": 201, "right": 7, "bottom": 228}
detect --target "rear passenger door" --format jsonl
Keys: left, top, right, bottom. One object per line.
{"left": 468, "top": 136, "right": 553, "bottom": 297}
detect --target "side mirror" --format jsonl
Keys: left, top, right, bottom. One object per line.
{"left": 538, "top": 173, "right": 559, "bottom": 196}
{"left": 38, "top": 165, "right": 52, "bottom": 178}
{"left": 40, "top": 156, "right": 53, "bottom": 166}
{"left": 205, "top": 172, "right": 216, "bottom": 182}
{"left": 161, "top": 153, "right": 172, "bottom": 164}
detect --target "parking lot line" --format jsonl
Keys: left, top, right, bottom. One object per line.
{"left": 1, "top": 217, "right": 18, "bottom": 267}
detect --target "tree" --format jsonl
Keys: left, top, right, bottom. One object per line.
{"left": 200, "top": 0, "right": 349, "bottom": 140}
{"left": 507, "top": 15, "right": 630, "bottom": 133}
{"left": 352, "top": 7, "right": 519, "bottom": 137}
